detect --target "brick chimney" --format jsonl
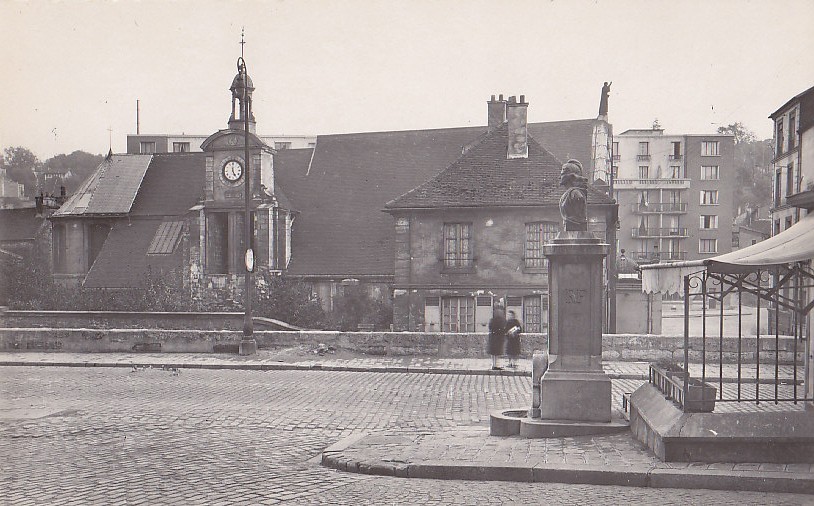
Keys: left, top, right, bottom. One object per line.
{"left": 506, "top": 95, "right": 528, "bottom": 159}
{"left": 487, "top": 94, "right": 506, "bottom": 132}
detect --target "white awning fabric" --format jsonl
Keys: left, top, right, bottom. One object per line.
{"left": 640, "top": 212, "right": 814, "bottom": 295}
{"left": 708, "top": 212, "right": 814, "bottom": 270}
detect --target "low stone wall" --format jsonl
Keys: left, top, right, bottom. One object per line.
{"left": 0, "top": 311, "right": 293, "bottom": 331}
{"left": 0, "top": 328, "right": 803, "bottom": 363}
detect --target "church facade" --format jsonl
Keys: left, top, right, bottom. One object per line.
{"left": 49, "top": 64, "right": 294, "bottom": 297}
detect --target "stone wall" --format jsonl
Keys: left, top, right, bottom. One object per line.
{"left": 0, "top": 325, "right": 803, "bottom": 363}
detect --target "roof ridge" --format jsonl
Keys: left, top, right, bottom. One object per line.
{"left": 385, "top": 124, "right": 509, "bottom": 208}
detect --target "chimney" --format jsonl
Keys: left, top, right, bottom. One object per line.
{"left": 487, "top": 94, "right": 506, "bottom": 132}
{"left": 506, "top": 95, "right": 528, "bottom": 159}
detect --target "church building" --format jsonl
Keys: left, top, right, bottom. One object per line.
{"left": 47, "top": 59, "right": 617, "bottom": 330}
{"left": 49, "top": 62, "right": 293, "bottom": 297}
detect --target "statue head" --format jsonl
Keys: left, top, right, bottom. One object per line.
{"left": 560, "top": 159, "right": 585, "bottom": 187}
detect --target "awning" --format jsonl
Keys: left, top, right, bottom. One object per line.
{"left": 709, "top": 212, "right": 814, "bottom": 270}
{"left": 640, "top": 212, "right": 814, "bottom": 295}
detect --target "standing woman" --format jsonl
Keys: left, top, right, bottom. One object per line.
{"left": 487, "top": 306, "right": 507, "bottom": 370}
{"left": 505, "top": 310, "right": 523, "bottom": 368}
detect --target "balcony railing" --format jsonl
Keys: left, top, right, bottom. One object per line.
{"left": 661, "top": 251, "right": 687, "bottom": 260}
{"left": 669, "top": 154, "right": 683, "bottom": 161}
{"left": 631, "top": 202, "right": 688, "bottom": 214}
{"left": 637, "top": 154, "right": 651, "bottom": 161}
{"left": 631, "top": 251, "right": 687, "bottom": 262}
{"left": 615, "top": 178, "right": 691, "bottom": 189}
{"left": 631, "top": 227, "right": 689, "bottom": 238}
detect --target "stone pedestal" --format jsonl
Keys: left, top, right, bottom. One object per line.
{"left": 540, "top": 231, "right": 611, "bottom": 422}
{"left": 239, "top": 338, "right": 257, "bottom": 355}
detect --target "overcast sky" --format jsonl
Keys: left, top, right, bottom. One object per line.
{"left": 2, "top": 0, "right": 813, "bottom": 160}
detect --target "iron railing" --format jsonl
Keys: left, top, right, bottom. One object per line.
{"left": 614, "top": 178, "right": 691, "bottom": 189}
{"left": 662, "top": 263, "right": 814, "bottom": 409}
{"left": 631, "top": 202, "right": 688, "bottom": 214}
{"left": 631, "top": 227, "right": 689, "bottom": 238}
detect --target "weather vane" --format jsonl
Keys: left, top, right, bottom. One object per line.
{"left": 240, "top": 27, "right": 245, "bottom": 59}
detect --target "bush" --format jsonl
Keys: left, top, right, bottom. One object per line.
{"left": 328, "top": 285, "right": 392, "bottom": 331}
{"left": 0, "top": 256, "right": 329, "bottom": 329}
{"left": 0, "top": 256, "right": 58, "bottom": 309}
{"left": 253, "top": 272, "right": 327, "bottom": 329}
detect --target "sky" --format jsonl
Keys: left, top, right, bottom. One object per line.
{"left": 1, "top": 0, "right": 813, "bottom": 160}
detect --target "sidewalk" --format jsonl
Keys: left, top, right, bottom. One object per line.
{"left": 0, "top": 350, "right": 798, "bottom": 382}
{"left": 321, "top": 428, "right": 814, "bottom": 494}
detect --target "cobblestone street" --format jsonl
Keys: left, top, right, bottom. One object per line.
{"left": 1, "top": 367, "right": 811, "bottom": 504}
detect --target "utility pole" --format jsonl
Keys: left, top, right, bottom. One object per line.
{"left": 238, "top": 30, "right": 256, "bottom": 355}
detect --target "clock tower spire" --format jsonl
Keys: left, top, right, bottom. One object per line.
{"left": 228, "top": 30, "right": 256, "bottom": 133}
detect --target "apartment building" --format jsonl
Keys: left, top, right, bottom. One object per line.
{"left": 126, "top": 134, "right": 316, "bottom": 154}
{"left": 770, "top": 85, "right": 814, "bottom": 234}
{"left": 613, "top": 128, "right": 734, "bottom": 263}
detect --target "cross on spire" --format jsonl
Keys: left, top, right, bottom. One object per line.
{"left": 240, "top": 27, "right": 245, "bottom": 59}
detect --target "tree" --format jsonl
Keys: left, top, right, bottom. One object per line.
{"left": 717, "top": 122, "right": 757, "bottom": 145}
{"left": 42, "top": 150, "right": 104, "bottom": 194}
{"left": 715, "top": 124, "right": 773, "bottom": 214}
{"left": 2, "top": 146, "right": 40, "bottom": 195}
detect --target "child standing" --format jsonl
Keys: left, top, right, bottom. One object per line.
{"left": 505, "top": 310, "right": 523, "bottom": 368}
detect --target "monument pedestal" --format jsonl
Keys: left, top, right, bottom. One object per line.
{"left": 540, "top": 231, "right": 611, "bottom": 422}
{"left": 540, "top": 371, "right": 612, "bottom": 422}
{"left": 490, "top": 164, "right": 627, "bottom": 438}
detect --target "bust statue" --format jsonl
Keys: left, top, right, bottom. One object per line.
{"left": 559, "top": 159, "right": 589, "bottom": 231}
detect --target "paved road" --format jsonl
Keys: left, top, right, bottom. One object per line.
{"left": 1, "top": 367, "right": 811, "bottom": 505}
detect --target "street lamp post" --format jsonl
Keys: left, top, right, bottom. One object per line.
{"left": 238, "top": 55, "right": 256, "bottom": 356}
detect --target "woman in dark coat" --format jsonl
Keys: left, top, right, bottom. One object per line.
{"left": 505, "top": 310, "right": 523, "bottom": 368}
{"left": 487, "top": 307, "right": 507, "bottom": 370}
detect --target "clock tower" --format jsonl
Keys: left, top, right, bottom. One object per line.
{"left": 191, "top": 59, "right": 289, "bottom": 291}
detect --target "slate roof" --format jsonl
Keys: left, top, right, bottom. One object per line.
{"left": 385, "top": 124, "right": 614, "bottom": 209}
{"left": 528, "top": 119, "right": 598, "bottom": 169}
{"left": 276, "top": 120, "right": 607, "bottom": 278}
{"left": 0, "top": 207, "right": 42, "bottom": 242}
{"left": 83, "top": 219, "right": 182, "bottom": 289}
{"left": 80, "top": 153, "right": 206, "bottom": 288}
{"left": 277, "top": 127, "right": 485, "bottom": 277}
{"left": 129, "top": 153, "right": 206, "bottom": 216}
{"left": 53, "top": 155, "right": 152, "bottom": 217}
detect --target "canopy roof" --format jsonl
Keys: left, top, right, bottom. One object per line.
{"left": 641, "top": 213, "right": 814, "bottom": 295}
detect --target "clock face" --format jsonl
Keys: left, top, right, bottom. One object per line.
{"left": 222, "top": 160, "right": 243, "bottom": 182}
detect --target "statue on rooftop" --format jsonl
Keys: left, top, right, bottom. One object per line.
{"left": 559, "top": 159, "right": 589, "bottom": 231}
{"left": 598, "top": 81, "right": 611, "bottom": 118}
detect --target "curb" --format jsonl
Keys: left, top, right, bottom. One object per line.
{"left": 0, "top": 360, "right": 782, "bottom": 384}
{"left": 321, "top": 450, "right": 814, "bottom": 494}
{"left": 0, "top": 360, "right": 534, "bottom": 377}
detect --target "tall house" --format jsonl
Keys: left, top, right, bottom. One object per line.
{"left": 384, "top": 96, "right": 616, "bottom": 333}
{"left": 613, "top": 129, "right": 734, "bottom": 263}
{"left": 770, "top": 85, "right": 814, "bottom": 235}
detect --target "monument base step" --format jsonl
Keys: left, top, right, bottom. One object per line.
{"left": 490, "top": 408, "right": 630, "bottom": 438}
{"left": 630, "top": 383, "right": 814, "bottom": 463}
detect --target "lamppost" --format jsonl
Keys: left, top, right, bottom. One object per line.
{"left": 238, "top": 54, "right": 256, "bottom": 356}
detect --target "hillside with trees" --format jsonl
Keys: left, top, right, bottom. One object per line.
{"left": 716, "top": 122, "right": 773, "bottom": 217}
{"left": 2, "top": 147, "right": 104, "bottom": 197}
